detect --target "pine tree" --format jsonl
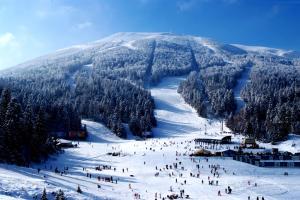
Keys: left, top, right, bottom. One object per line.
{"left": 0, "top": 89, "right": 11, "bottom": 127}
{"left": 41, "top": 188, "right": 47, "bottom": 200}
{"left": 55, "top": 189, "right": 66, "bottom": 200}
{"left": 3, "top": 98, "right": 24, "bottom": 164}
{"left": 0, "top": 128, "right": 5, "bottom": 160}
{"left": 31, "top": 108, "right": 47, "bottom": 161}
{"left": 22, "top": 106, "right": 34, "bottom": 161}
{"left": 77, "top": 185, "right": 82, "bottom": 193}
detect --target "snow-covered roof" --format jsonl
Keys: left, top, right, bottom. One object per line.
{"left": 58, "top": 139, "right": 73, "bottom": 144}
{"left": 195, "top": 134, "right": 232, "bottom": 140}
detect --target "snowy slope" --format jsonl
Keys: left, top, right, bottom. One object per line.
{"left": 151, "top": 76, "right": 216, "bottom": 138}
{"left": 0, "top": 77, "right": 300, "bottom": 199}
{"left": 0, "top": 32, "right": 252, "bottom": 75}
{"left": 232, "top": 44, "right": 296, "bottom": 57}
{"left": 233, "top": 66, "right": 252, "bottom": 112}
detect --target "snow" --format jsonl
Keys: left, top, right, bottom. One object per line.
{"left": 231, "top": 44, "right": 292, "bottom": 57}
{"left": 233, "top": 66, "right": 252, "bottom": 112}
{"left": 3, "top": 32, "right": 299, "bottom": 78}
{"left": 193, "top": 37, "right": 219, "bottom": 53}
{"left": 0, "top": 77, "right": 300, "bottom": 199}
{"left": 151, "top": 76, "right": 218, "bottom": 138}
{"left": 259, "top": 134, "right": 300, "bottom": 154}
{"left": 121, "top": 40, "right": 138, "bottom": 50}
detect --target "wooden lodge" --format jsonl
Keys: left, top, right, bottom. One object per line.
{"left": 68, "top": 130, "right": 87, "bottom": 140}
{"left": 51, "top": 127, "right": 87, "bottom": 140}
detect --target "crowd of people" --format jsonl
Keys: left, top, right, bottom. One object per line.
{"left": 30, "top": 136, "right": 270, "bottom": 199}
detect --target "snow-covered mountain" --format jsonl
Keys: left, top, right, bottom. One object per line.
{"left": 0, "top": 32, "right": 299, "bottom": 199}
{"left": 2, "top": 32, "right": 296, "bottom": 76}
{"left": 0, "top": 32, "right": 298, "bottom": 141}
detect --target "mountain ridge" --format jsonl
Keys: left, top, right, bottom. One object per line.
{"left": 1, "top": 32, "right": 298, "bottom": 74}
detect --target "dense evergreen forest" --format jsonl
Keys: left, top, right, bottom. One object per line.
{"left": 179, "top": 55, "right": 300, "bottom": 142}
{"left": 227, "top": 59, "right": 300, "bottom": 142}
{"left": 0, "top": 32, "right": 299, "bottom": 150}
{"left": 0, "top": 89, "right": 58, "bottom": 165}
{"left": 178, "top": 61, "right": 249, "bottom": 118}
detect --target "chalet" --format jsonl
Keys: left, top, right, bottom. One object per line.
{"left": 68, "top": 130, "right": 87, "bottom": 140}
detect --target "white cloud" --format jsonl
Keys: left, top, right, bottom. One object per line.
{"left": 76, "top": 21, "right": 93, "bottom": 29}
{"left": 0, "top": 32, "right": 15, "bottom": 47}
{"left": 0, "top": 32, "right": 22, "bottom": 69}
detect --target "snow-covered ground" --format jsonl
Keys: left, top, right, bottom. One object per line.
{"left": 0, "top": 77, "right": 300, "bottom": 200}
{"left": 233, "top": 67, "right": 251, "bottom": 112}
{"left": 259, "top": 134, "right": 300, "bottom": 154}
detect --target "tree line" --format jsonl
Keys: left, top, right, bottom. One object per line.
{"left": 0, "top": 89, "right": 58, "bottom": 165}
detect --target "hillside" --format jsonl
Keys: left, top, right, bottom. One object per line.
{"left": 0, "top": 32, "right": 299, "bottom": 141}
{"left": 1, "top": 77, "right": 300, "bottom": 199}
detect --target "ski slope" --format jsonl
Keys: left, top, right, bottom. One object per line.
{"left": 150, "top": 76, "right": 223, "bottom": 138}
{"left": 233, "top": 67, "right": 252, "bottom": 112}
{"left": 0, "top": 77, "right": 300, "bottom": 199}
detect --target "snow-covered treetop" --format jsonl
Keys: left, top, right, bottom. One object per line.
{"left": 0, "top": 32, "right": 298, "bottom": 77}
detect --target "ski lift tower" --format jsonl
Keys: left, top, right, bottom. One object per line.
{"left": 220, "top": 119, "right": 224, "bottom": 134}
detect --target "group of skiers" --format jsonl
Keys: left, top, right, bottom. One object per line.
{"left": 32, "top": 137, "right": 270, "bottom": 199}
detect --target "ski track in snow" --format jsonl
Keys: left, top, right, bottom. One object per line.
{"left": 0, "top": 77, "right": 300, "bottom": 199}
{"left": 233, "top": 66, "right": 252, "bottom": 112}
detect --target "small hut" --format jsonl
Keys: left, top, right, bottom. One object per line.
{"left": 241, "top": 138, "right": 258, "bottom": 148}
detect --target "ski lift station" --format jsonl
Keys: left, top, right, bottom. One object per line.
{"left": 194, "top": 135, "right": 232, "bottom": 145}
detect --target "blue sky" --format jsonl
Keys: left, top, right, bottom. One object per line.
{"left": 0, "top": 0, "right": 299, "bottom": 69}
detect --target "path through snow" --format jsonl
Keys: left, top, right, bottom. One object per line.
{"left": 233, "top": 67, "right": 252, "bottom": 112}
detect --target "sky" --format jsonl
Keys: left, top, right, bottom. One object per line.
{"left": 0, "top": 0, "right": 300, "bottom": 69}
